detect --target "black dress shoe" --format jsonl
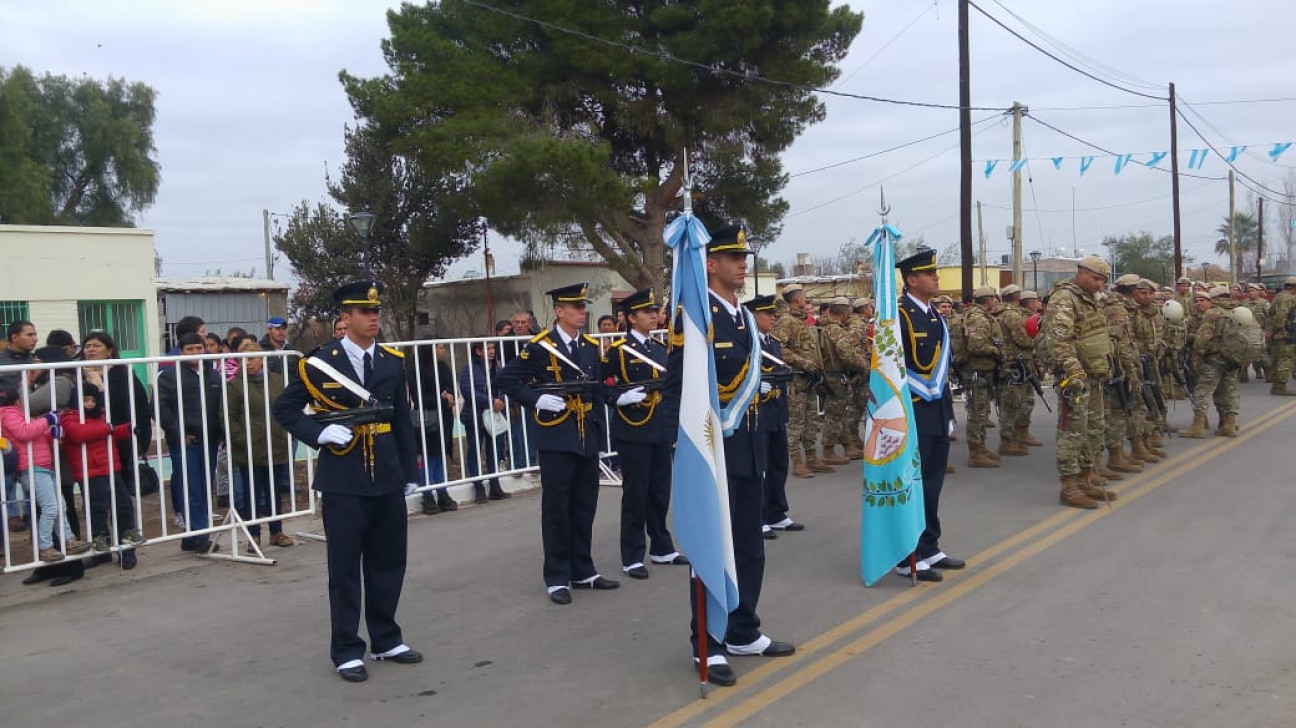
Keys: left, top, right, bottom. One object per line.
{"left": 763, "top": 529, "right": 778, "bottom": 540}
{"left": 437, "top": 498, "right": 458, "bottom": 512}
{"left": 927, "top": 556, "right": 965, "bottom": 570}
{"left": 374, "top": 649, "right": 423, "bottom": 665}
{"left": 120, "top": 549, "right": 138, "bottom": 571}
{"left": 22, "top": 571, "right": 48, "bottom": 585}
{"left": 914, "top": 569, "right": 944, "bottom": 582}
{"left": 572, "top": 576, "right": 620, "bottom": 590}
{"left": 727, "top": 639, "right": 796, "bottom": 657}
{"left": 338, "top": 665, "right": 369, "bottom": 683}
{"left": 667, "top": 554, "right": 690, "bottom": 566}
{"left": 772, "top": 521, "right": 806, "bottom": 532}
{"left": 50, "top": 574, "right": 82, "bottom": 587}
{"left": 626, "top": 565, "right": 650, "bottom": 580}
{"left": 549, "top": 587, "right": 572, "bottom": 605}
{"left": 698, "top": 662, "right": 737, "bottom": 687}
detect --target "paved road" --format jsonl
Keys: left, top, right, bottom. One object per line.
{"left": 3, "top": 386, "right": 1294, "bottom": 728}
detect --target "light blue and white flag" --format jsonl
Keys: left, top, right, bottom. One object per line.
{"left": 860, "top": 225, "right": 926, "bottom": 586}
{"left": 666, "top": 213, "right": 740, "bottom": 641}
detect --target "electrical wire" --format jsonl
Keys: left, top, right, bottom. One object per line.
{"left": 790, "top": 115, "right": 999, "bottom": 178}
{"left": 966, "top": 0, "right": 1166, "bottom": 101}
{"left": 1023, "top": 113, "right": 1226, "bottom": 182}
{"left": 1174, "top": 108, "right": 1296, "bottom": 201}
{"left": 981, "top": 179, "right": 1217, "bottom": 214}
{"left": 457, "top": 0, "right": 1010, "bottom": 111}
{"left": 834, "top": 1, "right": 939, "bottom": 88}
{"left": 1032, "top": 97, "right": 1296, "bottom": 112}
{"left": 1177, "top": 97, "right": 1296, "bottom": 171}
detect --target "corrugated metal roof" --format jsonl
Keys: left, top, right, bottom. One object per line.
{"left": 155, "top": 277, "right": 289, "bottom": 293}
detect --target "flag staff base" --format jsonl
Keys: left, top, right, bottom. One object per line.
{"left": 695, "top": 574, "right": 709, "bottom": 699}
{"left": 909, "top": 554, "right": 918, "bottom": 588}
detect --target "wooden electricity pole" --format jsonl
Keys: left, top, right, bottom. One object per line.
{"left": 958, "top": 0, "right": 973, "bottom": 302}
{"left": 1169, "top": 82, "right": 1183, "bottom": 277}
{"left": 1011, "top": 102, "right": 1025, "bottom": 286}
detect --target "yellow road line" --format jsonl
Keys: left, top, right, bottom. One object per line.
{"left": 698, "top": 400, "right": 1296, "bottom": 727}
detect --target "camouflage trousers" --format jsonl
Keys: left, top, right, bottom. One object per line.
{"left": 998, "top": 382, "right": 1033, "bottom": 436}
{"left": 963, "top": 371, "right": 994, "bottom": 446}
{"left": 785, "top": 380, "right": 815, "bottom": 456}
{"left": 1103, "top": 383, "right": 1145, "bottom": 447}
{"left": 1057, "top": 382, "right": 1105, "bottom": 476}
{"left": 1271, "top": 341, "right": 1294, "bottom": 384}
{"left": 821, "top": 378, "right": 855, "bottom": 450}
{"left": 1192, "top": 359, "right": 1239, "bottom": 418}
{"left": 847, "top": 374, "right": 868, "bottom": 444}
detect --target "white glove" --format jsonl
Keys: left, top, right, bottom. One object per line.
{"left": 317, "top": 424, "right": 353, "bottom": 446}
{"left": 759, "top": 382, "right": 772, "bottom": 394}
{"left": 535, "top": 394, "right": 566, "bottom": 413}
{"left": 616, "top": 387, "right": 648, "bottom": 407}
{"left": 404, "top": 483, "right": 418, "bottom": 496}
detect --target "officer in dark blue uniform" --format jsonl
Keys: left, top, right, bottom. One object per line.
{"left": 495, "top": 282, "right": 620, "bottom": 605}
{"left": 272, "top": 280, "right": 422, "bottom": 682}
{"left": 663, "top": 225, "right": 795, "bottom": 688}
{"left": 895, "top": 249, "right": 965, "bottom": 582}
{"left": 601, "top": 288, "right": 689, "bottom": 580}
{"left": 745, "top": 294, "right": 804, "bottom": 538}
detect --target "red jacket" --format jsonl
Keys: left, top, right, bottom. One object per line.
{"left": 60, "top": 411, "right": 131, "bottom": 481}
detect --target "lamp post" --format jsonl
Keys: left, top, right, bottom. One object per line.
{"left": 1029, "top": 250, "right": 1041, "bottom": 292}
{"left": 347, "top": 211, "right": 377, "bottom": 275}
{"left": 1202, "top": 261, "right": 1209, "bottom": 284}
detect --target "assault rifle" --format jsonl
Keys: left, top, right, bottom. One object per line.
{"left": 1012, "top": 355, "right": 1053, "bottom": 413}
{"left": 1138, "top": 355, "right": 1168, "bottom": 417}
{"left": 312, "top": 403, "right": 395, "bottom": 427}
{"left": 1107, "top": 356, "right": 1133, "bottom": 413}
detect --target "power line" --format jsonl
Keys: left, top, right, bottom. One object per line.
{"left": 1023, "top": 113, "right": 1226, "bottom": 182}
{"left": 457, "top": 0, "right": 1010, "bottom": 112}
{"left": 834, "top": 1, "right": 938, "bottom": 88}
{"left": 1033, "top": 96, "right": 1296, "bottom": 112}
{"left": 1173, "top": 108, "right": 1296, "bottom": 201}
{"left": 790, "top": 115, "right": 1000, "bottom": 178}
{"left": 982, "top": 179, "right": 1217, "bottom": 213}
{"left": 1177, "top": 98, "right": 1296, "bottom": 171}
{"left": 966, "top": 0, "right": 1166, "bottom": 101}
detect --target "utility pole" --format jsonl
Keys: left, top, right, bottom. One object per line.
{"left": 482, "top": 222, "right": 495, "bottom": 328}
{"left": 262, "top": 208, "right": 274, "bottom": 280}
{"left": 1257, "top": 196, "right": 1265, "bottom": 283}
{"left": 958, "top": 0, "right": 973, "bottom": 302}
{"left": 1011, "top": 102, "right": 1025, "bottom": 286}
{"left": 976, "top": 200, "right": 987, "bottom": 286}
{"left": 1169, "top": 82, "right": 1183, "bottom": 277}
{"left": 1228, "top": 169, "right": 1237, "bottom": 285}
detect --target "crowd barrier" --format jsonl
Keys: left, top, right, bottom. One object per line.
{"left": 0, "top": 330, "right": 662, "bottom": 574}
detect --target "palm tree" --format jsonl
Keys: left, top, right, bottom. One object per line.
{"left": 1216, "top": 212, "right": 1259, "bottom": 272}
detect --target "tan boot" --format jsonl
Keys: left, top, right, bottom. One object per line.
{"left": 1143, "top": 434, "right": 1167, "bottom": 458}
{"left": 844, "top": 446, "right": 864, "bottom": 461}
{"left": 1080, "top": 476, "right": 1118, "bottom": 503}
{"left": 1215, "top": 413, "right": 1238, "bottom": 438}
{"left": 822, "top": 446, "right": 850, "bottom": 466}
{"left": 998, "top": 435, "right": 1028, "bottom": 457}
{"left": 1020, "top": 427, "right": 1043, "bottom": 447}
{"left": 1177, "top": 415, "right": 1208, "bottom": 439}
{"left": 968, "top": 443, "right": 1001, "bottom": 468}
{"left": 791, "top": 451, "right": 814, "bottom": 479}
{"left": 1129, "top": 438, "right": 1160, "bottom": 463}
{"left": 945, "top": 464, "right": 957, "bottom": 474}
{"left": 1097, "top": 454, "right": 1125, "bottom": 481}
{"left": 1080, "top": 467, "right": 1107, "bottom": 487}
{"left": 806, "top": 452, "right": 835, "bottom": 473}
{"left": 1271, "top": 382, "right": 1296, "bottom": 396}
{"left": 1059, "top": 475, "right": 1098, "bottom": 509}
{"left": 1106, "top": 446, "right": 1141, "bottom": 474}
{"left": 1148, "top": 429, "right": 1165, "bottom": 448}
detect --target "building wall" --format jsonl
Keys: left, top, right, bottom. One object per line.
{"left": 0, "top": 225, "right": 161, "bottom": 357}
{"left": 160, "top": 291, "right": 288, "bottom": 345}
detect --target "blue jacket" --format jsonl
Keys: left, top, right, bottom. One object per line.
{"left": 898, "top": 295, "right": 955, "bottom": 438}
{"left": 601, "top": 332, "right": 669, "bottom": 444}
{"left": 495, "top": 329, "right": 608, "bottom": 457}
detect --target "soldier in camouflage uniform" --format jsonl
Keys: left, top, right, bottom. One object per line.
{"left": 846, "top": 298, "right": 875, "bottom": 453}
{"left": 1133, "top": 279, "right": 1169, "bottom": 452}
{"left": 1038, "top": 256, "right": 1116, "bottom": 509}
{"left": 1101, "top": 275, "right": 1147, "bottom": 481}
{"left": 1244, "top": 283, "right": 1270, "bottom": 382}
{"left": 818, "top": 297, "right": 868, "bottom": 462}
{"left": 993, "top": 285, "right": 1033, "bottom": 456}
{"left": 1161, "top": 286, "right": 1189, "bottom": 401}
{"left": 772, "top": 284, "right": 831, "bottom": 477}
{"left": 960, "top": 286, "right": 1003, "bottom": 468}
{"left": 1266, "top": 277, "right": 1296, "bottom": 396}
{"left": 1178, "top": 288, "right": 1241, "bottom": 438}
{"left": 1019, "top": 290, "right": 1045, "bottom": 445}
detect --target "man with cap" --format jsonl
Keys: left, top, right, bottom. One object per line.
{"left": 1266, "top": 277, "right": 1296, "bottom": 395}
{"left": 960, "top": 286, "right": 1004, "bottom": 467}
{"left": 496, "top": 282, "right": 619, "bottom": 605}
{"left": 747, "top": 293, "right": 805, "bottom": 539}
{"left": 1019, "top": 290, "right": 1045, "bottom": 444}
{"left": 819, "top": 296, "right": 869, "bottom": 461}
{"left": 600, "top": 288, "right": 687, "bottom": 580}
{"left": 994, "top": 284, "right": 1037, "bottom": 456}
{"left": 1039, "top": 256, "right": 1117, "bottom": 508}
{"left": 1179, "top": 287, "right": 1243, "bottom": 436}
{"left": 1133, "top": 279, "right": 1170, "bottom": 453}
{"left": 1244, "top": 283, "right": 1271, "bottom": 382}
{"left": 272, "top": 280, "right": 423, "bottom": 683}
{"left": 893, "top": 248, "right": 964, "bottom": 582}
{"left": 772, "top": 283, "right": 830, "bottom": 478}
{"left": 845, "top": 297, "right": 875, "bottom": 453}
{"left": 1104, "top": 275, "right": 1153, "bottom": 474}
{"left": 260, "top": 315, "right": 299, "bottom": 382}
{"left": 662, "top": 225, "right": 795, "bottom": 687}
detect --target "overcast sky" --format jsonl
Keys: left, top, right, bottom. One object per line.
{"left": 4, "top": 0, "right": 1294, "bottom": 283}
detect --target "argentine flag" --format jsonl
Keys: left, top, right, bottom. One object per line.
{"left": 860, "top": 225, "right": 927, "bottom": 586}
{"left": 666, "top": 213, "right": 742, "bottom": 641}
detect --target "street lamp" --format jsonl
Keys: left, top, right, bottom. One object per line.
{"left": 1029, "top": 250, "right": 1041, "bottom": 292}
{"left": 1202, "top": 261, "right": 1210, "bottom": 283}
{"left": 347, "top": 211, "right": 377, "bottom": 274}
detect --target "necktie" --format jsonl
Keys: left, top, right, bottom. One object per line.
{"left": 362, "top": 352, "right": 373, "bottom": 387}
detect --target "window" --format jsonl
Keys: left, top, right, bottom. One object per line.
{"left": 77, "top": 300, "right": 146, "bottom": 359}
{"left": 0, "top": 300, "right": 30, "bottom": 327}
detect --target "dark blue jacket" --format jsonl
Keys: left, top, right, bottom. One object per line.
{"left": 458, "top": 357, "right": 500, "bottom": 430}
{"left": 897, "top": 295, "right": 956, "bottom": 439}
{"left": 601, "top": 332, "right": 669, "bottom": 444}
{"left": 758, "top": 334, "right": 789, "bottom": 434}
{"left": 495, "top": 329, "right": 608, "bottom": 457}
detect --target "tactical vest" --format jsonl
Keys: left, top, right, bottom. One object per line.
{"left": 960, "top": 306, "right": 1000, "bottom": 372}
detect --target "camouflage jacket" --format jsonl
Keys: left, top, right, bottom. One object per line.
{"left": 1040, "top": 278, "right": 1111, "bottom": 379}
{"left": 1192, "top": 305, "right": 1229, "bottom": 359}
{"left": 1132, "top": 302, "right": 1164, "bottom": 360}
{"left": 819, "top": 320, "right": 868, "bottom": 373}
{"left": 995, "top": 304, "right": 1035, "bottom": 362}
{"left": 1266, "top": 291, "right": 1296, "bottom": 337}
{"left": 772, "top": 310, "right": 822, "bottom": 372}
{"left": 961, "top": 304, "right": 1002, "bottom": 371}
{"left": 1105, "top": 292, "right": 1141, "bottom": 382}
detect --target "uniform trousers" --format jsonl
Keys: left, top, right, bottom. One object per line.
{"left": 321, "top": 490, "right": 408, "bottom": 667}
{"left": 615, "top": 440, "right": 675, "bottom": 567}
{"left": 538, "top": 450, "right": 600, "bottom": 587}
{"left": 691, "top": 473, "right": 765, "bottom": 656}
{"left": 915, "top": 433, "right": 950, "bottom": 561}
{"left": 762, "top": 429, "right": 791, "bottom": 526}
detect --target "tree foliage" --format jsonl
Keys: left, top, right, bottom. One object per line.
{"left": 274, "top": 126, "right": 480, "bottom": 339}
{"left": 1101, "top": 231, "right": 1190, "bottom": 285}
{"left": 342, "top": 0, "right": 863, "bottom": 294}
{"left": 1216, "top": 211, "right": 1259, "bottom": 274}
{"left": 803, "top": 235, "right": 927, "bottom": 276}
{"left": 0, "top": 65, "right": 159, "bottom": 225}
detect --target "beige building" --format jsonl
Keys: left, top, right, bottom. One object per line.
{"left": 0, "top": 224, "right": 161, "bottom": 359}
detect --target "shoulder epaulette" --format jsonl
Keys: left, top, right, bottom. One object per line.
{"left": 608, "top": 338, "right": 627, "bottom": 348}
{"left": 582, "top": 334, "right": 601, "bottom": 346}
{"left": 529, "top": 330, "right": 550, "bottom": 344}
{"left": 380, "top": 345, "right": 404, "bottom": 358}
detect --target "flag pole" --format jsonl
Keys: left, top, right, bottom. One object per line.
{"left": 695, "top": 574, "right": 709, "bottom": 698}
{"left": 879, "top": 187, "right": 917, "bottom": 588}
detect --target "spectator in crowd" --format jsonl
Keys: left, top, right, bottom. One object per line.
{"left": 227, "top": 338, "right": 293, "bottom": 548}
{"left": 260, "top": 316, "right": 299, "bottom": 382}
{"left": 204, "top": 332, "right": 223, "bottom": 355}
{"left": 45, "top": 329, "right": 79, "bottom": 360}
{"left": 80, "top": 331, "right": 154, "bottom": 497}
{"left": 333, "top": 317, "right": 347, "bottom": 339}
{"left": 597, "top": 315, "right": 617, "bottom": 334}
{"left": 501, "top": 310, "right": 539, "bottom": 468}
{"left": 225, "top": 327, "right": 248, "bottom": 348}
{"left": 411, "top": 341, "right": 459, "bottom": 514}
{"left": 1, "top": 373, "right": 92, "bottom": 562}
{"left": 1, "top": 320, "right": 39, "bottom": 530}
{"left": 157, "top": 332, "right": 224, "bottom": 553}
{"left": 495, "top": 320, "right": 513, "bottom": 337}
{"left": 60, "top": 382, "right": 145, "bottom": 568}
{"left": 459, "top": 340, "right": 511, "bottom": 504}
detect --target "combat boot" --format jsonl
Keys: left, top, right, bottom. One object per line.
{"left": 1215, "top": 413, "right": 1238, "bottom": 438}
{"left": 1109, "top": 445, "right": 1144, "bottom": 473}
{"left": 968, "top": 443, "right": 1000, "bottom": 468}
{"left": 1104, "top": 447, "right": 1136, "bottom": 475}
{"left": 1239, "top": 369, "right": 1250, "bottom": 382}
{"left": 791, "top": 451, "right": 814, "bottom": 479}
{"left": 1177, "top": 415, "right": 1208, "bottom": 439}
{"left": 822, "top": 446, "right": 850, "bottom": 466}
{"left": 1143, "top": 434, "right": 1167, "bottom": 458}
{"left": 997, "top": 435, "right": 1028, "bottom": 457}
{"left": 1059, "top": 475, "right": 1099, "bottom": 509}
{"left": 844, "top": 445, "right": 864, "bottom": 461}
{"left": 806, "top": 452, "right": 835, "bottom": 473}
{"left": 1148, "top": 429, "right": 1165, "bottom": 448}
{"left": 1079, "top": 474, "right": 1118, "bottom": 503}
{"left": 1019, "top": 427, "right": 1043, "bottom": 447}
{"left": 1129, "top": 437, "right": 1160, "bottom": 463}
{"left": 1096, "top": 455, "right": 1124, "bottom": 481}
{"left": 1270, "top": 382, "right": 1296, "bottom": 396}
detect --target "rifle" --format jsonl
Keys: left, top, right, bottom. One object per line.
{"left": 1012, "top": 356, "right": 1053, "bottom": 413}
{"left": 1177, "top": 347, "right": 1199, "bottom": 396}
{"left": 1138, "top": 355, "right": 1167, "bottom": 417}
{"left": 1107, "top": 356, "right": 1133, "bottom": 413}
{"left": 532, "top": 379, "right": 599, "bottom": 397}
{"left": 606, "top": 378, "right": 666, "bottom": 396}
{"left": 312, "top": 403, "right": 395, "bottom": 427}
{"left": 761, "top": 370, "right": 797, "bottom": 385}
{"left": 967, "top": 369, "right": 997, "bottom": 401}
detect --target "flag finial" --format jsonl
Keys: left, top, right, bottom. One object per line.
{"left": 679, "top": 148, "right": 693, "bottom": 215}
{"left": 878, "top": 186, "right": 890, "bottom": 226}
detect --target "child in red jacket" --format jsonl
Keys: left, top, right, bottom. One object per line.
{"left": 61, "top": 383, "right": 145, "bottom": 569}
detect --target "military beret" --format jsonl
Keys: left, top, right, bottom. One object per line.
{"left": 852, "top": 297, "right": 872, "bottom": 309}
{"left": 830, "top": 296, "right": 851, "bottom": 307}
{"left": 782, "top": 283, "right": 804, "bottom": 295}
{"left": 1137, "top": 279, "right": 1158, "bottom": 291}
{"left": 1000, "top": 284, "right": 1021, "bottom": 297}
{"left": 1078, "top": 255, "right": 1111, "bottom": 278}
{"left": 1114, "top": 273, "right": 1141, "bottom": 287}
{"left": 1177, "top": 276, "right": 1193, "bottom": 285}
{"left": 972, "top": 285, "right": 998, "bottom": 299}
{"left": 1020, "top": 290, "right": 1040, "bottom": 301}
